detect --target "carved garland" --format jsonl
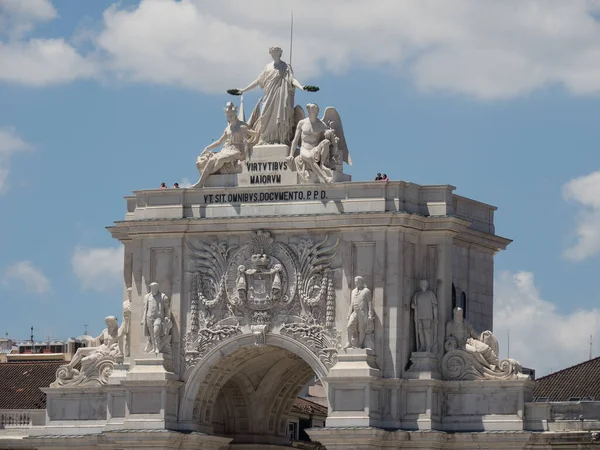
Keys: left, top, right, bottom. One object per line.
{"left": 279, "top": 322, "right": 341, "bottom": 369}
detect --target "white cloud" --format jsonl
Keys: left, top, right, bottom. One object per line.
{"left": 0, "top": 39, "right": 95, "bottom": 87}
{"left": 0, "top": 0, "right": 57, "bottom": 38}
{"left": 71, "top": 246, "right": 123, "bottom": 292}
{"left": 494, "top": 270, "right": 600, "bottom": 377}
{"left": 0, "top": 0, "right": 95, "bottom": 86}
{"left": 90, "top": 0, "right": 600, "bottom": 99}
{"left": 562, "top": 171, "right": 600, "bottom": 261}
{"left": 2, "top": 260, "right": 51, "bottom": 294}
{"left": 7, "top": 1, "right": 600, "bottom": 98}
{"left": 0, "top": 127, "right": 33, "bottom": 194}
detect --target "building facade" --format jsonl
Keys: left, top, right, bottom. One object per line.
{"left": 1, "top": 50, "right": 600, "bottom": 448}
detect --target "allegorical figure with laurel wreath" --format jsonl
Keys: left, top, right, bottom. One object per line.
{"left": 194, "top": 102, "right": 256, "bottom": 188}
{"left": 228, "top": 46, "right": 318, "bottom": 146}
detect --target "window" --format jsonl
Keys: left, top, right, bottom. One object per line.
{"left": 461, "top": 292, "right": 467, "bottom": 318}
{"left": 451, "top": 283, "right": 456, "bottom": 310}
{"left": 288, "top": 421, "right": 298, "bottom": 441}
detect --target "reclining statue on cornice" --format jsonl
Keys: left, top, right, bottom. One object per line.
{"left": 193, "top": 102, "right": 257, "bottom": 188}
{"left": 441, "top": 307, "right": 529, "bottom": 381}
{"left": 51, "top": 316, "right": 119, "bottom": 387}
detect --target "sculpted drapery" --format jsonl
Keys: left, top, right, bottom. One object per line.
{"left": 235, "top": 47, "right": 306, "bottom": 146}
{"left": 254, "top": 60, "right": 297, "bottom": 145}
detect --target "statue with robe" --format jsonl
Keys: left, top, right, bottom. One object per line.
{"left": 229, "top": 46, "right": 318, "bottom": 146}
{"left": 51, "top": 316, "right": 120, "bottom": 387}
{"left": 194, "top": 102, "right": 256, "bottom": 188}
{"left": 141, "top": 282, "right": 171, "bottom": 354}
{"left": 345, "top": 276, "right": 375, "bottom": 349}
{"left": 411, "top": 279, "right": 438, "bottom": 353}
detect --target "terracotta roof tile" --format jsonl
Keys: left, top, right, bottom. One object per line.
{"left": 292, "top": 397, "right": 327, "bottom": 416}
{"left": 0, "top": 362, "right": 63, "bottom": 409}
{"left": 533, "top": 357, "right": 600, "bottom": 402}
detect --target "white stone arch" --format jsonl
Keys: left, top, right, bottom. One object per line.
{"left": 179, "top": 332, "right": 329, "bottom": 433}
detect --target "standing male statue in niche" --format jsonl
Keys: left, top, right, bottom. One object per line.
{"left": 141, "top": 282, "right": 169, "bottom": 354}
{"left": 345, "top": 276, "right": 374, "bottom": 349}
{"left": 411, "top": 279, "right": 438, "bottom": 353}
{"left": 229, "top": 46, "right": 318, "bottom": 146}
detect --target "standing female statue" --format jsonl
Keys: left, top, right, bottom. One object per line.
{"left": 229, "top": 46, "right": 318, "bottom": 146}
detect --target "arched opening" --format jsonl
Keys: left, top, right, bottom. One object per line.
{"left": 179, "top": 334, "right": 328, "bottom": 448}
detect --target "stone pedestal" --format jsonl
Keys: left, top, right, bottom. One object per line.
{"left": 127, "top": 353, "right": 174, "bottom": 381}
{"left": 202, "top": 143, "right": 351, "bottom": 188}
{"left": 325, "top": 348, "right": 383, "bottom": 428}
{"left": 108, "top": 360, "right": 130, "bottom": 384}
{"left": 440, "top": 379, "right": 535, "bottom": 431}
{"left": 122, "top": 353, "right": 182, "bottom": 430}
{"left": 34, "top": 387, "right": 108, "bottom": 436}
{"left": 401, "top": 379, "right": 443, "bottom": 430}
{"left": 406, "top": 352, "right": 441, "bottom": 379}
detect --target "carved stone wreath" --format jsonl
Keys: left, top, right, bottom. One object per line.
{"left": 183, "top": 230, "right": 340, "bottom": 373}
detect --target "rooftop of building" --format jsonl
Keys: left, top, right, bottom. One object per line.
{"left": 533, "top": 357, "right": 600, "bottom": 402}
{"left": 0, "top": 361, "right": 63, "bottom": 409}
{"left": 291, "top": 397, "right": 328, "bottom": 417}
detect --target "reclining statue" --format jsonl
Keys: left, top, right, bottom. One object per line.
{"left": 441, "top": 307, "right": 528, "bottom": 381}
{"left": 193, "top": 102, "right": 256, "bottom": 188}
{"left": 51, "top": 316, "right": 120, "bottom": 387}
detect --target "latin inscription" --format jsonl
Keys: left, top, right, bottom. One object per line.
{"left": 250, "top": 174, "right": 281, "bottom": 184}
{"left": 246, "top": 161, "right": 288, "bottom": 172}
{"left": 246, "top": 161, "right": 289, "bottom": 185}
{"left": 204, "top": 190, "right": 327, "bottom": 204}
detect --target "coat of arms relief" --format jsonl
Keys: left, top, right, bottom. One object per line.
{"left": 183, "top": 230, "right": 341, "bottom": 373}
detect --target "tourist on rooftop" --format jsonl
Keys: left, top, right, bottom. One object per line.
{"left": 375, "top": 173, "right": 382, "bottom": 181}
{"left": 173, "top": 183, "right": 180, "bottom": 188}
{"left": 160, "top": 182, "right": 167, "bottom": 189}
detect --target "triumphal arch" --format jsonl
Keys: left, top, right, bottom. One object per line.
{"left": 5, "top": 47, "right": 596, "bottom": 450}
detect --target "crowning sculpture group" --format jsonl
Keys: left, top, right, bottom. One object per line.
{"left": 194, "top": 46, "right": 351, "bottom": 187}
{"left": 50, "top": 46, "right": 526, "bottom": 388}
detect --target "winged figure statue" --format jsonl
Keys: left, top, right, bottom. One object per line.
{"left": 287, "top": 103, "right": 351, "bottom": 184}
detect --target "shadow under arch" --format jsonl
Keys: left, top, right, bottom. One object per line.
{"left": 179, "top": 332, "right": 329, "bottom": 436}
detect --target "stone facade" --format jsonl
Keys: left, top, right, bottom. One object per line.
{"left": 2, "top": 171, "right": 599, "bottom": 449}
{"left": 1, "top": 47, "right": 599, "bottom": 447}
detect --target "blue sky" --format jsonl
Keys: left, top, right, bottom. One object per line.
{"left": 1, "top": 0, "right": 600, "bottom": 375}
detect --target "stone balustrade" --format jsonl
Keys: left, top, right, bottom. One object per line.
{"left": 0, "top": 411, "right": 31, "bottom": 427}
{"left": 0, "top": 410, "right": 45, "bottom": 429}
